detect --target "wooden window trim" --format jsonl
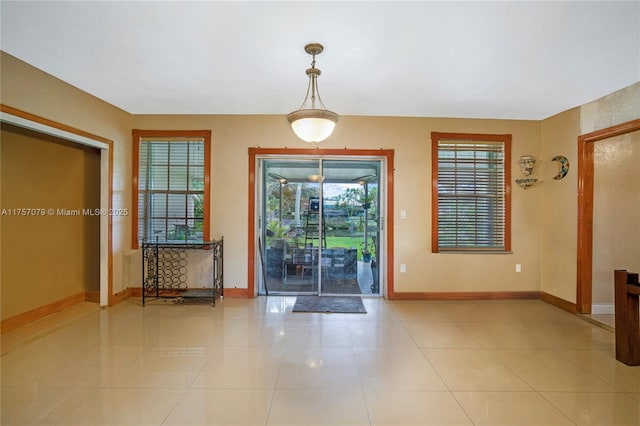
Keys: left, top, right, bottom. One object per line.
{"left": 431, "top": 132, "right": 511, "bottom": 253}
{"left": 132, "top": 129, "right": 211, "bottom": 249}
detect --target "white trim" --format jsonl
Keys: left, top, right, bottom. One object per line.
{"left": 1, "top": 112, "right": 110, "bottom": 307}
{"left": 1, "top": 112, "right": 109, "bottom": 150}
{"left": 100, "top": 152, "right": 109, "bottom": 306}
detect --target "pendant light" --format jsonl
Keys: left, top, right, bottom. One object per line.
{"left": 287, "top": 43, "right": 340, "bottom": 144}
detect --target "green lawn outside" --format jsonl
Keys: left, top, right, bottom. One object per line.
{"left": 324, "top": 236, "right": 374, "bottom": 260}
{"left": 325, "top": 236, "right": 361, "bottom": 249}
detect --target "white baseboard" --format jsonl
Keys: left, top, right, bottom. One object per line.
{"left": 591, "top": 303, "right": 614, "bottom": 315}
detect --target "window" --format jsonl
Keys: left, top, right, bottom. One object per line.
{"left": 132, "top": 130, "right": 211, "bottom": 249}
{"left": 431, "top": 132, "right": 511, "bottom": 252}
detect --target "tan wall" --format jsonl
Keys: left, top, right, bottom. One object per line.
{"left": 581, "top": 83, "right": 640, "bottom": 133}
{"left": 540, "top": 82, "right": 640, "bottom": 305}
{"left": 3, "top": 49, "right": 636, "bottom": 304}
{"left": 592, "top": 130, "right": 640, "bottom": 304}
{"left": 0, "top": 52, "right": 133, "bottom": 298}
{"left": 582, "top": 82, "right": 640, "bottom": 307}
{"left": 1, "top": 124, "right": 100, "bottom": 319}
{"left": 132, "top": 115, "right": 542, "bottom": 294}
{"left": 540, "top": 108, "right": 581, "bottom": 303}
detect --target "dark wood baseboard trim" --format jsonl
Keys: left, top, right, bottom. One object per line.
{"left": 110, "top": 288, "right": 132, "bottom": 306}
{"left": 0, "top": 283, "right": 247, "bottom": 333}
{"left": 0, "top": 287, "right": 579, "bottom": 333}
{"left": 389, "top": 291, "right": 541, "bottom": 301}
{"left": 541, "top": 292, "right": 577, "bottom": 314}
{"left": 224, "top": 288, "right": 249, "bottom": 298}
{"left": 84, "top": 291, "right": 101, "bottom": 303}
{"left": 1, "top": 292, "right": 86, "bottom": 333}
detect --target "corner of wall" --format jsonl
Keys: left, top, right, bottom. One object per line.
{"left": 540, "top": 107, "right": 581, "bottom": 303}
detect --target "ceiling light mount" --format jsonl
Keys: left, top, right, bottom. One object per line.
{"left": 287, "top": 43, "right": 340, "bottom": 145}
{"left": 304, "top": 43, "right": 324, "bottom": 57}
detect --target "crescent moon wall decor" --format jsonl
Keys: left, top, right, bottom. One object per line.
{"left": 551, "top": 155, "right": 569, "bottom": 180}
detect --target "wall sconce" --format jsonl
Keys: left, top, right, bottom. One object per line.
{"left": 515, "top": 155, "right": 539, "bottom": 189}
{"left": 518, "top": 155, "right": 536, "bottom": 176}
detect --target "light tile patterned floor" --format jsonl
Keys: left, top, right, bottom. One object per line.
{"left": 1, "top": 297, "right": 639, "bottom": 425}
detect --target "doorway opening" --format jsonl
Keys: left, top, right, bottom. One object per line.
{"left": 248, "top": 148, "right": 394, "bottom": 298}
{"left": 577, "top": 118, "right": 640, "bottom": 321}
{"left": 1, "top": 106, "right": 113, "bottom": 308}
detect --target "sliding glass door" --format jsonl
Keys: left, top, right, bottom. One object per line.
{"left": 261, "top": 159, "right": 320, "bottom": 294}
{"left": 320, "top": 160, "right": 380, "bottom": 294}
{"left": 259, "top": 157, "right": 382, "bottom": 296}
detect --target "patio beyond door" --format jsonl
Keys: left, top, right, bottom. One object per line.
{"left": 259, "top": 158, "right": 382, "bottom": 296}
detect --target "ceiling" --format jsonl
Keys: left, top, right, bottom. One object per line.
{"left": 1, "top": 1, "right": 638, "bottom": 120}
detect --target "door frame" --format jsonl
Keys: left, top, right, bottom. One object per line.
{"left": 248, "top": 147, "right": 394, "bottom": 298}
{"left": 576, "top": 118, "right": 640, "bottom": 313}
{"left": 1, "top": 104, "right": 114, "bottom": 307}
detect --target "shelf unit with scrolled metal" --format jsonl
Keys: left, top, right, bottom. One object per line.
{"left": 142, "top": 238, "right": 223, "bottom": 306}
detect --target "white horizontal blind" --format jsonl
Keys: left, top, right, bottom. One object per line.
{"left": 437, "top": 140, "right": 506, "bottom": 251}
{"left": 138, "top": 138, "right": 205, "bottom": 244}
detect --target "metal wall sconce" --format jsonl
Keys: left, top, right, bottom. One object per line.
{"left": 515, "top": 155, "right": 539, "bottom": 189}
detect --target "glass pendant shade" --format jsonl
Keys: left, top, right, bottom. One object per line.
{"left": 287, "top": 109, "right": 339, "bottom": 143}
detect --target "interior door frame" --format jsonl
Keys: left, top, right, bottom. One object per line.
{"left": 576, "top": 118, "right": 640, "bottom": 313}
{"left": 248, "top": 147, "right": 394, "bottom": 298}
{"left": 1, "top": 104, "right": 114, "bottom": 306}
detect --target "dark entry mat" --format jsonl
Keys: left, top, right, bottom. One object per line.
{"left": 292, "top": 296, "right": 367, "bottom": 314}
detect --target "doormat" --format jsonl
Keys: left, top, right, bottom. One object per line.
{"left": 292, "top": 296, "right": 367, "bottom": 314}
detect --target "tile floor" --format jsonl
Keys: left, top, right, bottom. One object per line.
{"left": 1, "top": 297, "right": 639, "bottom": 425}
{"left": 581, "top": 313, "right": 615, "bottom": 330}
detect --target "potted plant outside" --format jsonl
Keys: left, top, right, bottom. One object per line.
{"left": 360, "top": 192, "right": 375, "bottom": 210}
{"left": 361, "top": 240, "right": 375, "bottom": 263}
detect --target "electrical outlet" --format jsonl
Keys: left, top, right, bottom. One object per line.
{"left": 400, "top": 264, "right": 406, "bottom": 273}
{"left": 516, "top": 264, "right": 522, "bottom": 273}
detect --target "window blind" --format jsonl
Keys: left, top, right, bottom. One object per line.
{"left": 436, "top": 140, "right": 506, "bottom": 251}
{"left": 138, "top": 138, "right": 205, "bottom": 243}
